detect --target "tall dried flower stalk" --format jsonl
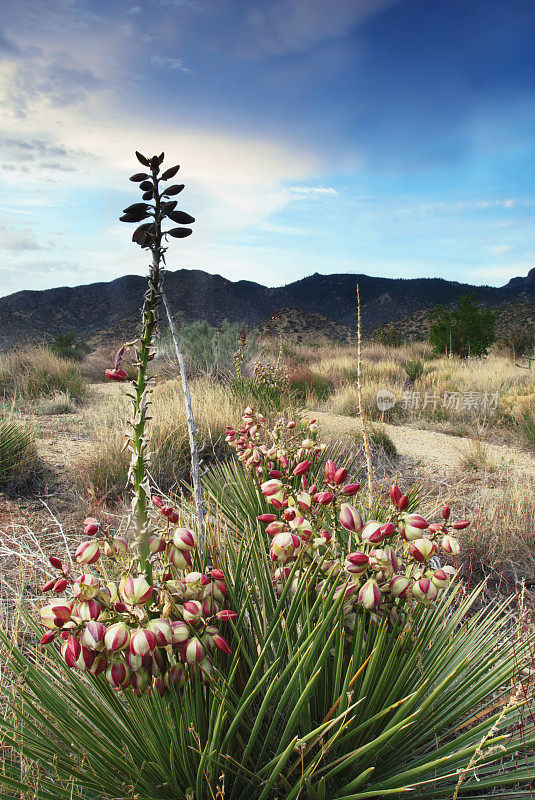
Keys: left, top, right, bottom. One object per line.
{"left": 356, "top": 284, "right": 374, "bottom": 509}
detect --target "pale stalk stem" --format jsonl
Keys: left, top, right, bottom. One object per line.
{"left": 356, "top": 285, "right": 374, "bottom": 510}
{"left": 161, "top": 286, "right": 208, "bottom": 558}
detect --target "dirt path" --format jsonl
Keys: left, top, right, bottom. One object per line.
{"left": 305, "top": 410, "right": 535, "bottom": 477}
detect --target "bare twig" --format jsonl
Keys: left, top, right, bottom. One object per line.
{"left": 356, "top": 285, "right": 374, "bottom": 509}
{"left": 160, "top": 285, "right": 207, "bottom": 557}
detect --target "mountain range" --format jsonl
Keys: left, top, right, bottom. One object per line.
{"left": 0, "top": 267, "right": 534, "bottom": 349}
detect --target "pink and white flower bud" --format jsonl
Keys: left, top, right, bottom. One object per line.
{"left": 358, "top": 579, "right": 382, "bottom": 610}
{"left": 270, "top": 531, "right": 300, "bottom": 563}
{"left": 125, "top": 651, "right": 144, "bottom": 672}
{"left": 313, "top": 491, "right": 334, "bottom": 505}
{"left": 265, "top": 521, "right": 286, "bottom": 536}
{"left": 130, "top": 628, "right": 157, "bottom": 657}
{"left": 170, "top": 620, "right": 189, "bottom": 644}
{"left": 104, "top": 537, "right": 128, "bottom": 558}
{"left": 293, "top": 460, "right": 311, "bottom": 476}
{"left": 334, "top": 467, "right": 348, "bottom": 485}
{"left": 202, "top": 598, "right": 219, "bottom": 617}
{"left": 89, "top": 652, "right": 107, "bottom": 676}
{"left": 106, "top": 660, "right": 130, "bottom": 688}
{"left": 216, "top": 609, "right": 238, "bottom": 621}
{"left": 75, "top": 540, "right": 100, "bottom": 565}
{"left": 173, "top": 527, "right": 197, "bottom": 551}
{"left": 441, "top": 534, "right": 461, "bottom": 556}
{"left": 182, "top": 600, "right": 203, "bottom": 623}
{"left": 121, "top": 575, "right": 153, "bottom": 606}
{"left": 184, "top": 637, "right": 205, "bottom": 664}
{"left": 40, "top": 601, "right": 71, "bottom": 629}
{"left": 62, "top": 635, "right": 81, "bottom": 667}
{"left": 130, "top": 669, "right": 150, "bottom": 694}
{"left": 431, "top": 568, "right": 449, "bottom": 588}
{"left": 104, "top": 621, "right": 130, "bottom": 652}
{"left": 390, "top": 575, "right": 411, "bottom": 599}
{"left": 380, "top": 522, "right": 396, "bottom": 537}
{"left": 261, "top": 479, "right": 284, "bottom": 497}
{"left": 296, "top": 491, "right": 311, "bottom": 511}
{"left": 361, "top": 521, "right": 386, "bottom": 545}
{"left": 339, "top": 504, "right": 363, "bottom": 532}
{"left": 164, "top": 664, "right": 185, "bottom": 689}
{"left": 345, "top": 551, "right": 369, "bottom": 575}
{"left": 400, "top": 514, "right": 429, "bottom": 541}
{"left": 76, "top": 599, "right": 101, "bottom": 621}
{"left": 73, "top": 645, "right": 94, "bottom": 672}
{"left": 81, "top": 621, "right": 106, "bottom": 650}
{"left": 73, "top": 573, "right": 100, "bottom": 601}
{"left": 148, "top": 535, "right": 166, "bottom": 555}
{"left": 213, "top": 634, "right": 232, "bottom": 654}
{"left": 147, "top": 618, "right": 172, "bottom": 646}
{"left": 412, "top": 578, "right": 438, "bottom": 604}
{"left": 408, "top": 538, "right": 437, "bottom": 563}
{"left": 168, "top": 546, "right": 193, "bottom": 570}
{"left": 324, "top": 460, "right": 336, "bottom": 482}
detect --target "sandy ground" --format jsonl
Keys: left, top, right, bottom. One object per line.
{"left": 305, "top": 410, "right": 535, "bottom": 477}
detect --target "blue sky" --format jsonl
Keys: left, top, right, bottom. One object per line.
{"left": 0, "top": 0, "right": 534, "bottom": 295}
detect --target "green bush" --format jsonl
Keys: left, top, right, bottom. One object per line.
{"left": 0, "top": 418, "right": 37, "bottom": 486}
{"left": 403, "top": 358, "right": 424, "bottom": 382}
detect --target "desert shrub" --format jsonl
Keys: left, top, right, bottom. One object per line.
{"left": 0, "top": 346, "right": 86, "bottom": 402}
{"left": 0, "top": 418, "right": 38, "bottom": 486}
{"left": 369, "top": 424, "right": 397, "bottom": 458}
{"left": 49, "top": 332, "right": 91, "bottom": 362}
{"left": 459, "top": 439, "right": 497, "bottom": 473}
{"left": 429, "top": 294, "right": 497, "bottom": 357}
{"left": 375, "top": 323, "right": 401, "bottom": 347}
{"left": 403, "top": 357, "right": 424, "bottom": 382}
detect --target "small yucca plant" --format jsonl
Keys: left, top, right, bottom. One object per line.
{"left": 0, "top": 418, "right": 37, "bottom": 486}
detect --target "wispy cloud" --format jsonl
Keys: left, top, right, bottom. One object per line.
{"left": 289, "top": 186, "right": 338, "bottom": 196}
{"left": 151, "top": 56, "right": 192, "bottom": 73}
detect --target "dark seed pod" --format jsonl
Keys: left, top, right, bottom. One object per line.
{"left": 167, "top": 227, "right": 192, "bottom": 238}
{"left": 129, "top": 172, "right": 149, "bottom": 182}
{"left": 150, "top": 155, "right": 160, "bottom": 171}
{"left": 161, "top": 200, "right": 178, "bottom": 213}
{"left": 163, "top": 184, "right": 185, "bottom": 196}
{"left": 167, "top": 210, "right": 195, "bottom": 224}
{"left": 158, "top": 152, "right": 165, "bottom": 164}
{"left": 139, "top": 180, "right": 153, "bottom": 191}
{"left": 120, "top": 209, "right": 151, "bottom": 223}
{"left": 161, "top": 164, "right": 180, "bottom": 181}
{"left": 123, "top": 202, "right": 150, "bottom": 214}
{"left": 135, "top": 151, "right": 150, "bottom": 166}
{"left": 132, "top": 223, "right": 155, "bottom": 246}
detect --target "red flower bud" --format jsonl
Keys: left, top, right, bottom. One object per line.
{"left": 452, "top": 519, "right": 470, "bottom": 530}
{"left": 334, "top": 467, "right": 348, "bottom": 485}
{"left": 40, "top": 630, "right": 57, "bottom": 645}
{"left": 169, "top": 511, "right": 179, "bottom": 524}
{"left": 269, "top": 470, "right": 283, "bottom": 479}
{"left": 284, "top": 508, "right": 296, "bottom": 521}
{"left": 152, "top": 495, "right": 163, "bottom": 508}
{"left": 49, "top": 556, "right": 63, "bottom": 570}
{"left": 42, "top": 578, "right": 56, "bottom": 592}
{"left": 398, "top": 495, "right": 409, "bottom": 511}
{"left": 63, "top": 635, "right": 81, "bottom": 667}
{"left": 211, "top": 568, "right": 225, "bottom": 580}
{"left": 390, "top": 485, "right": 401, "bottom": 505}
{"left": 257, "top": 514, "right": 277, "bottom": 524}
{"left": 341, "top": 483, "right": 361, "bottom": 496}
{"left": 216, "top": 609, "right": 238, "bottom": 621}
{"left": 53, "top": 578, "right": 68, "bottom": 593}
{"left": 293, "top": 460, "right": 311, "bottom": 476}
{"left": 313, "top": 491, "right": 334, "bottom": 505}
{"left": 442, "top": 506, "right": 451, "bottom": 520}
{"left": 324, "top": 460, "right": 336, "bottom": 482}
{"left": 83, "top": 522, "right": 100, "bottom": 536}
{"left": 300, "top": 475, "right": 308, "bottom": 490}
{"left": 213, "top": 634, "right": 232, "bottom": 654}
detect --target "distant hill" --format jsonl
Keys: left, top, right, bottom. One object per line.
{"left": 0, "top": 266, "right": 533, "bottom": 349}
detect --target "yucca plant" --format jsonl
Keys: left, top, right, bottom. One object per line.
{"left": 0, "top": 417, "right": 37, "bottom": 486}
{"left": 0, "top": 537, "right": 533, "bottom": 799}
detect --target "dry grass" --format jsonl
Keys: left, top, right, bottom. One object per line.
{"left": 0, "top": 346, "right": 87, "bottom": 403}
{"left": 75, "top": 377, "right": 243, "bottom": 502}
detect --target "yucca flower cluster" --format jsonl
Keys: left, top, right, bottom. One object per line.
{"left": 38, "top": 503, "right": 235, "bottom": 694}
{"left": 228, "top": 406, "right": 468, "bottom": 621}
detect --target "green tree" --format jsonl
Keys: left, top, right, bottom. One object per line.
{"left": 429, "top": 294, "right": 496, "bottom": 357}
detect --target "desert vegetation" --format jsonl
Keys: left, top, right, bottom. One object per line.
{"left": 0, "top": 151, "right": 533, "bottom": 799}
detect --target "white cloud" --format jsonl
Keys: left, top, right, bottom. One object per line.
{"left": 151, "top": 56, "right": 192, "bottom": 72}
{"left": 288, "top": 186, "right": 338, "bottom": 196}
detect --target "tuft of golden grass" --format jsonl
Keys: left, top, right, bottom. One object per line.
{"left": 0, "top": 346, "right": 87, "bottom": 402}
